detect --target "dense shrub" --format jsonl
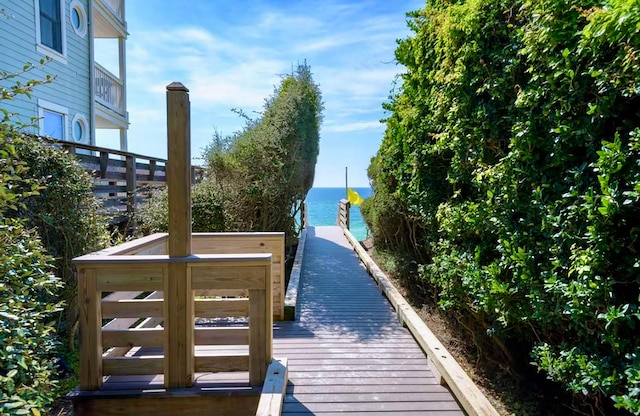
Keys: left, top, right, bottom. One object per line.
{"left": 136, "top": 181, "right": 225, "bottom": 234}
{"left": 0, "top": 115, "right": 64, "bottom": 413}
{"left": 2, "top": 58, "right": 110, "bottom": 414}
{"left": 0, "top": 220, "right": 63, "bottom": 414}
{"left": 366, "top": 0, "right": 640, "bottom": 413}
{"left": 11, "top": 137, "right": 110, "bottom": 343}
{"left": 204, "top": 63, "right": 323, "bottom": 243}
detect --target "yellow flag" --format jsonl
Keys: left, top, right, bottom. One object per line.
{"left": 347, "top": 188, "right": 364, "bottom": 206}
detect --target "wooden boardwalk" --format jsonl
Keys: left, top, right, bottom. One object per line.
{"left": 274, "top": 226, "right": 465, "bottom": 415}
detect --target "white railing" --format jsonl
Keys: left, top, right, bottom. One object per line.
{"left": 100, "top": 0, "right": 124, "bottom": 23}
{"left": 94, "top": 63, "right": 124, "bottom": 115}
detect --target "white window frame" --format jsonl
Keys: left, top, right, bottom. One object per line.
{"left": 34, "top": 0, "right": 68, "bottom": 64}
{"left": 38, "top": 99, "right": 69, "bottom": 140}
{"left": 71, "top": 113, "right": 89, "bottom": 143}
{"left": 69, "top": 0, "right": 88, "bottom": 38}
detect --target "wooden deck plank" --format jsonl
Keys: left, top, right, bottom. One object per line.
{"left": 286, "top": 384, "right": 450, "bottom": 394}
{"left": 282, "top": 412, "right": 465, "bottom": 416}
{"left": 285, "top": 378, "right": 439, "bottom": 386}
{"left": 278, "top": 226, "right": 465, "bottom": 415}
{"left": 282, "top": 401, "right": 464, "bottom": 412}
{"left": 285, "top": 392, "right": 459, "bottom": 403}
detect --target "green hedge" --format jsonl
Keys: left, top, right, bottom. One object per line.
{"left": 13, "top": 137, "right": 110, "bottom": 344}
{"left": 0, "top": 132, "right": 64, "bottom": 414}
{"left": 366, "top": 0, "right": 640, "bottom": 413}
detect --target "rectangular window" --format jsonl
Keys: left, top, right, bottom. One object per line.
{"left": 39, "top": 0, "right": 63, "bottom": 53}
{"left": 42, "top": 109, "right": 64, "bottom": 139}
{"left": 38, "top": 100, "right": 68, "bottom": 140}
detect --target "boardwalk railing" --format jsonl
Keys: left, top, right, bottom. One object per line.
{"left": 337, "top": 198, "right": 350, "bottom": 229}
{"left": 74, "top": 232, "right": 279, "bottom": 390}
{"left": 48, "top": 138, "right": 201, "bottom": 224}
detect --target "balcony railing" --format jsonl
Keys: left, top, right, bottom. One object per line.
{"left": 100, "top": 0, "right": 124, "bottom": 23}
{"left": 94, "top": 63, "right": 124, "bottom": 115}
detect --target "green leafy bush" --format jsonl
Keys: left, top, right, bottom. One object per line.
{"left": 366, "top": 0, "right": 640, "bottom": 413}
{"left": 0, "top": 130, "right": 64, "bottom": 413}
{"left": 204, "top": 63, "right": 323, "bottom": 243}
{"left": 0, "top": 220, "right": 63, "bottom": 414}
{"left": 11, "top": 137, "right": 110, "bottom": 343}
{"left": 2, "top": 56, "right": 109, "bottom": 413}
{"left": 135, "top": 186, "right": 169, "bottom": 234}
{"left": 136, "top": 181, "right": 225, "bottom": 234}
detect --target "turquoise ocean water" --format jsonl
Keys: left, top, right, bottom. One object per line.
{"left": 305, "top": 187, "right": 372, "bottom": 241}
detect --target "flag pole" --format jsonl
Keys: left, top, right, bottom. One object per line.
{"left": 345, "top": 166, "right": 348, "bottom": 200}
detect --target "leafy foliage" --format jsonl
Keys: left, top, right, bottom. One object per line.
{"left": 204, "top": 62, "right": 323, "bottom": 242}
{"left": 1, "top": 56, "right": 109, "bottom": 412}
{"left": 365, "top": 0, "right": 640, "bottom": 413}
{"left": 0, "top": 220, "right": 63, "bottom": 415}
{"left": 1, "top": 72, "right": 64, "bottom": 413}
{"left": 138, "top": 63, "right": 323, "bottom": 243}
{"left": 136, "top": 181, "right": 225, "bottom": 234}
{"left": 9, "top": 137, "right": 110, "bottom": 344}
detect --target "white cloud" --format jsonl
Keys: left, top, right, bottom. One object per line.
{"left": 323, "top": 120, "right": 384, "bottom": 133}
{"left": 114, "top": 0, "right": 421, "bottom": 183}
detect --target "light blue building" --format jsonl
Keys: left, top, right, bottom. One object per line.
{"left": 0, "top": 0, "right": 128, "bottom": 150}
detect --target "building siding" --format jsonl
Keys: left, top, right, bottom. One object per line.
{"left": 0, "top": 0, "right": 92, "bottom": 144}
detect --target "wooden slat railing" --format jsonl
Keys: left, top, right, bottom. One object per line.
{"left": 337, "top": 198, "right": 350, "bottom": 229}
{"left": 74, "top": 232, "right": 276, "bottom": 390}
{"left": 94, "top": 63, "right": 124, "bottom": 115}
{"left": 46, "top": 138, "right": 203, "bottom": 224}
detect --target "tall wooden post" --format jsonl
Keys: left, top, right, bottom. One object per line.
{"left": 166, "top": 82, "right": 192, "bottom": 257}
{"left": 164, "top": 82, "right": 194, "bottom": 388}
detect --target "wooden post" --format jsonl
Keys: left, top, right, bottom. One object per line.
{"left": 345, "top": 200, "right": 350, "bottom": 229}
{"left": 248, "top": 262, "right": 272, "bottom": 386}
{"left": 149, "top": 159, "right": 157, "bottom": 181}
{"left": 125, "top": 155, "right": 137, "bottom": 218}
{"left": 78, "top": 268, "right": 103, "bottom": 390}
{"left": 99, "top": 151, "right": 109, "bottom": 178}
{"left": 301, "top": 201, "right": 308, "bottom": 229}
{"left": 166, "top": 82, "right": 192, "bottom": 257}
{"left": 164, "top": 82, "right": 194, "bottom": 388}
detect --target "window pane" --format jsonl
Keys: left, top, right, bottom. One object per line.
{"left": 39, "top": 0, "right": 62, "bottom": 53}
{"left": 40, "top": 18, "right": 53, "bottom": 48}
{"left": 72, "top": 8, "right": 81, "bottom": 29}
{"left": 73, "top": 120, "right": 84, "bottom": 141}
{"left": 43, "top": 110, "right": 64, "bottom": 139}
{"left": 39, "top": 0, "right": 58, "bottom": 19}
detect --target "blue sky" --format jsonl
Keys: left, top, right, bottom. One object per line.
{"left": 96, "top": 0, "right": 423, "bottom": 187}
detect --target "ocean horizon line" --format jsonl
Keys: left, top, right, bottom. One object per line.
{"left": 310, "top": 186, "right": 372, "bottom": 189}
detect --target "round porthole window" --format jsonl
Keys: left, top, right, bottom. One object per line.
{"left": 71, "top": 114, "right": 89, "bottom": 143}
{"left": 70, "top": 0, "right": 88, "bottom": 38}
